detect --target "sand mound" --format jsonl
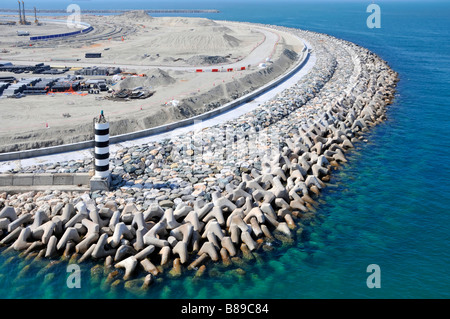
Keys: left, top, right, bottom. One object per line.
{"left": 115, "top": 10, "right": 153, "bottom": 23}
{"left": 117, "top": 69, "right": 176, "bottom": 90}
{"left": 144, "top": 31, "right": 243, "bottom": 55}
{"left": 223, "top": 34, "right": 241, "bottom": 47}
{"left": 185, "top": 55, "right": 230, "bottom": 66}
{"left": 157, "top": 17, "right": 218, "bottom": 27}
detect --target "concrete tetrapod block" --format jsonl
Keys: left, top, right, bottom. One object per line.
{"left": 32, "top": 221, "right": 55, "bottom": 244}
{"left": 45, "top": 235, "right": 58, "bottom": 258}
{"left": 250, "top": 217, "right": 263, "bottom": 238}
{"left": 75, "top": 232, "right": 99, "bottom": 254}
{"left": 220, "top": 236, "right": 237, "bottom": 257}
{"left": 206, "top": 232, "right": 220, "bottom": 250}
{"left": 51, "top": 216, "right": 64, "bottom": 237}
{"left": 8, "top": 213, "right": 32, "bottom": 233}
{"left": 30, "top": 210, "right": 49, "bottom": 232}
{"left": 146, "top": 220, "right": 166, "bottom": 238}
{"left": 79, "top": 243, "right": 96, "bottom": 263}
{"left": 110, "top": 222, "right": 133, "bottom": 248}
{"left": 159, "top": 246, "right": 171, "bottom": 266}
{"left": 104, "top": 200, "right": 118, "bottom": 212}
{"left": 91, "top": 233, "right": 115, "bottom": 259}
{"left": 143, "top": 204, "right": 164, "bottom": 221}
{"left": 122, "top": 203, "right": 138, "bottom": 215}
{"left": 311, "top": 164, "right": 329, "bottom": 178}
{"left": 290, "top": 199, "right": 308, "bottom": 212}
{"left": 230, "top": 215, "right": 251, "bottom": 233}
{"left": 290, "top": 169, "right": 305, "bottom": 182}
{"left": 201, "top": 220, "right": 224, "bottom": 240}
{"left": 56, "top": 227, "right": 81, "bottom": 251}
{"left": 109, "top": 210, "right": 121, "bottom": 232}
{"left": 173, "top": 204, "right": 193, "bottom": 220}
{"left": 274, "top": 197, "right": 290, "bottom": 210}
{"left": 143, "top": 236, "right": 169, "bottom": 249}
{"left": 252, "top": 189, "right": 275, "bottom": 204}
{"left": 259, "top": 203, "right": 277, "bottom": 220}
{"left": 131, "top": 212, "right": 146, "bottom": 230}
{"left": 184, "top": 211, "right": 201, "bottom": 232}
{"left": 202, "top": 206, "right": 225, "bottom": 226}
{"left": 332, "top": 148, "right": 347, "bottom": 163}
{"left": 0, "top": 218, "right": 10, "bottom": 230}
{"left": 114, "top": 245, "right": 137, "bottom": 262}
{"left": 305, "top": 175, "right": 325, "bottom": 190}
{"left": 241, "top": 231, "right": 257, "bottom": 251}
{"left": 161, "top": 208, "right": 181, "bottom": 230}
{"left": 271, "top": 166, "right": 287, "bottom": 182}
{"left": 172, "top": 241, "right": 188, "bottom": 264}
{"left": 243, "top": 207, "right": 265, "bottom": 224}
{"left": 115, "top": 256, "right": 138, "bottom": 280}
{"left": 51, "top": 202, "right": 65, "bottom": 218}
{"left": 231, "top": 188, "right": 252, "bottom": 202}
{"left": 211, "top": 191, "right": 237, "bottom": 211}
{"left": 61, "top": 203, "right": 75, "bottom": 224}
{"left": 140, "top": 258, "right": 159, "bottom": 276}
{"left": 133, "top": 228, "right": 147, "bottom": 251}
{"left": 225, "top": 208, "right": 244, "bottom": 228}
{"left": 276, "top": 222, "right": 292, "bottom": 237}
{"left": 0, "top": 226, "right": 22, "bottom": 245}
{"left": 89, "top": 209, "right": 107, "bottom": 229}
{"left": 75, "top": 201, "right": 88, "bottom": 215}
{"left": 230, "top": 224, "right": 241, "bottom": 245}
{"left": 12, "top": 226, "right": 32, "bottom": 251}
{"left": 263, "top": 212, "right": 279, "bottom": 228}
{"left": 260, "top": 224, "right": 273, "bottom": 239}
{"left": 170, "top": 223, "right": 193, "bottom": 244}
{"left": 24, "top": 241, "right": 44, "bottom": 256}
{"left": 198, "top": 241, "right": 218, "bottom": 262}
{"left": 82, "top": 219, "right": 100, "bottom": 234}
{"left": 0, "top": 206, "right": 18, "bottom": 221}
{"left": 268, "top": 176, "right": 289, "bottom": 202}
{"left": 65, "top": 211, "right": 88, "bottom": 229}
{"left": 134, "top": 244, "right": 155, "bottom": 261}
{"left": 195, "top": 202, "right": 214, "bottom": 220}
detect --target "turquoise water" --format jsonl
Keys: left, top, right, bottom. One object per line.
{"left": 1, "top": 1, "right": 449, "bottom": 299}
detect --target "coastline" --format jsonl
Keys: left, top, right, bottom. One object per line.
{"left": 0, "top": 22, "right": 398, "bottom": 294}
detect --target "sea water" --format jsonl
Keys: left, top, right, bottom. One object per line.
{"left": 0, "top": 0, "right": 449, "bottom": 299}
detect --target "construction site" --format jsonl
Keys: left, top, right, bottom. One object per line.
{"left": 0, "top": 7, "right": 304, "bottom": 153}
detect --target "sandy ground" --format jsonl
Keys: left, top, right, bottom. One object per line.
{"left": 0, "top": 11, "right": 303, "bottom": 153}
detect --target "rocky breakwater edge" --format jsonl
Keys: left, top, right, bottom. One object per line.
{"left": 0, "top": 25, "right": 398, "bottom": 295}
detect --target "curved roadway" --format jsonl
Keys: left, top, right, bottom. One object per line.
{"left": 0, "top": 39, "right": 315, "bottom": 172}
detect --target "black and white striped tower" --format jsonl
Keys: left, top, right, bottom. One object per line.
{"left": 90, "top": 110, "right": 111, "bottom": 191}
{"left": 94, "top": 111, "right": 110, "bottom": 177}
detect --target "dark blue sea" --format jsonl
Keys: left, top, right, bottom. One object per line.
{"left": 0, "top": 0, "right": 449, "bottom": 299}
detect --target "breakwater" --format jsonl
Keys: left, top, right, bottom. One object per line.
{"left": 0, "top": 24, "right": 398, "bottom": 293}
{"left": 0, "top": 9, "right": 220, "bottom": 14}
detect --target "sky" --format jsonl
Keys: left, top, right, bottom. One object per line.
{"left": 0, "top": 0, "right": 444, "bottom": 11}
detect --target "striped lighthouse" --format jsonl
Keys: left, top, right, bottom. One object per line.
{"left": 94, "top": 111, "right": 110, "bottom": 178}
{"left": 90, "top": 110, "right": 111, "bottom": 191}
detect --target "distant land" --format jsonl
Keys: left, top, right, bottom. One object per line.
{"left": 0, "top": 8, "right": 220, "bottom": 14}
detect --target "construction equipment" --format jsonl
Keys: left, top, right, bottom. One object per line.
{"left": 18, "top": 1, "right": 24, "bottom": 25}
{"left": 34, "top": 7, "right": 39, "bottom": 25}
{"left": 22, "top": 1, "right": 28, "bottom": 25}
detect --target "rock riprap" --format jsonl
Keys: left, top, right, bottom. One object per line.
{"left": 0, "top": 24, "right": 398, "bottom": 291}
